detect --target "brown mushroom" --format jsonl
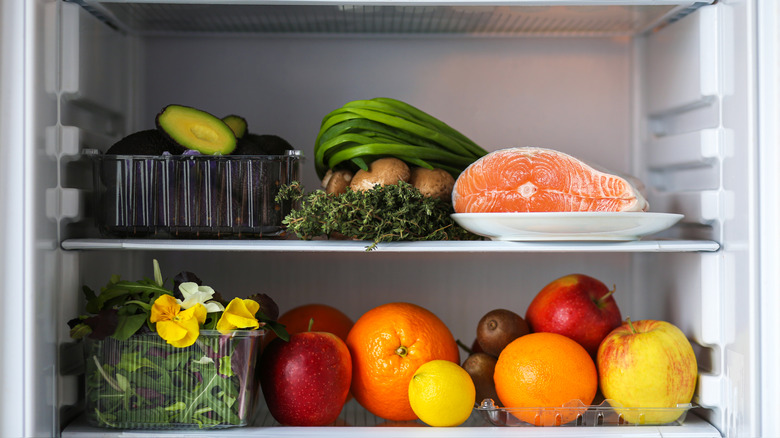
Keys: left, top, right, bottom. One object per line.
{"left": 321, "top": 168, "right": 353, "bottom": 195}
{"left": 349, "top": 157, "right": 411, "bottom": 192}
{"left": 410, "top": 167, "right": 455, "bottom": 201}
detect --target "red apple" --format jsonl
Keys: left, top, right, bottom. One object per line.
{"left": 525, "top": 273, "right": 622, "bottom": 356}
{"left": 597, "top": 319, "right": 698, "bottom": 424}
{"left": 259, "top": 331, "right": 352, "bottom": 426}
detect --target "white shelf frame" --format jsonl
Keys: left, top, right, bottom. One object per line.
{"left": 61, "top": 238, "right": 720, "bottom": 252}
{"left": 62, "top": 411, "right": 722, "bottom": 437}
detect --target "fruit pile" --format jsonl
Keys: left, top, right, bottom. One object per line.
{"left": 462, "top": 273, "right": 698, "bottom": 426}
{"left": 260, "top": 301, "right": 472, "bottom": 427}
{"left": 258, "top": 277, "right": 698, "bottom": 428}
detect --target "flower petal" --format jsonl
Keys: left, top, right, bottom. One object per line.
{"left": 204, "top": 301, "right": 225, "bottom": 313}
{"left": 178, "top": 282, "right": 200, "bottom": 300}
{"left": 178, "top": 291, "right": 208, "bottom": 309}
{"left": 176, "top": 284, "right": 222, "bottom": 311}
{"left": 243, "top": 299, "right": 260, "bottom": 316}
{"left": 151, "top": 296, "right": 206, "bottom": 348}
{"left": 168, "top": 316, "right": 201, "bottom": 348}
{"left": 156, "top": 320, "right": 188, "bottom": 343}
{"left": 216, "top": 314, "right": 237, "bottom": 332}
{"left": 216, "top": 298, "right": 260, "bottom": 333}
{"left": 181, "top": 303, "right": 207, "bottom": 324}
{"left": 198, "top": 285, "right": 216, "bottom": 297}
{"left": 150, "top": 295, "right": 179, "bottom": 323}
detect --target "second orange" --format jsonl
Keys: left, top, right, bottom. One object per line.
{"left": 346, "top": 302, "right": 460, "bottom": 421}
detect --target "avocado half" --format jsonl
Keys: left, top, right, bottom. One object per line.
{"left": 222, "top": 114, "right": 248, "bottom": 139}
{"left": 156, "top": 105, "right": 237, "bottom": 155}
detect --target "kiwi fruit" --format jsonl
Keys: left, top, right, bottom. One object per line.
{"left": 462, "top": 352, "right": 501, "bottom": 405}
{"left": 476, "top": 308, "right": 530, "bottom": 357}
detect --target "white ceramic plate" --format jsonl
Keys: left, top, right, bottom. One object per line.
{"left": 451, "top": 212, "right": 684, "bottom": 242}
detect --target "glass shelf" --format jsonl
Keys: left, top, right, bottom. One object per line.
{"left": 66, "top": 0, "right": 713, "bottom": 37}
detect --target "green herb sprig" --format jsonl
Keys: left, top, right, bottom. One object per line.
{"left": 277, "top": 181, "right": 481, "bottom": 250}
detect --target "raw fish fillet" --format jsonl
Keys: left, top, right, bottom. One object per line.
{"left": 452, "top": 147, "right": 648, "bottom": 213}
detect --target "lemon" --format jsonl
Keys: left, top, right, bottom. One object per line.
{"left": 408, "top": 360, "right": 476, "bottom": 427}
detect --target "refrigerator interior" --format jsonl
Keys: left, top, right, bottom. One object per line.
{"left": 0, "top": 0, "right": 768, "bottom": 437}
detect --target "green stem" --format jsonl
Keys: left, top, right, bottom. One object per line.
{"left": 93, "top": 355, "right": 124, "bottom": 392}
{"left": 124, "top": 300, "right": 152, "bottom": 310}
{"left": 181, "top": 371, "right": 220, "bottom": 423}
{"left": 597, "top": 285, "right": 617, "bottom": 306}
{"left": 456, "top": 339, "right": 474, "bottom": 355}
{"left": 372, "top": 97, "right": 488, "bottom": 156}
{"left": 153, "top": 259, "right": 164, "bottom": 287}
{"left": 626, "top": 317, "right": 637, "bottom": 334}
{"left": 327, "top": 143, "right": 474, "bottom": 170}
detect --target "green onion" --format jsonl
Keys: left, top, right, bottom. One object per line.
{"left": 314, "top": 98, "right": 487, "bottom": 179}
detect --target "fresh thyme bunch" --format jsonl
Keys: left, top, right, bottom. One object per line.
{"left": 277, "top": 181, "right": 480, "bottom": 249}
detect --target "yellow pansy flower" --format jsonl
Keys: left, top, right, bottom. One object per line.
{"left": 150, "top": 294, "right": 207, "bottom": 348}
{"left": 216, "top": 298, "right": 260, "bottom": 333}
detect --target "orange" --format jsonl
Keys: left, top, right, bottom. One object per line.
{"left": 494, "top": 332, "right": 597, "bottom": 426}
{"left": 452, "top": 147, "right": 648, "bottom": 213}
{"left": 267, "top": 304, "right": 354, "bottom": 346}
{"left": 346, "top": 302, "right": 460, "bottom": 421}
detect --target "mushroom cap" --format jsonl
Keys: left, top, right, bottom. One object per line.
{"left": 410, "top": 167, "right": 455, "bottom": 201}
{"left": 349, "top": 157, "right": 411, "bottom": 191}
{"left": 322, "top": 168, "right": 353, "bottom": 195}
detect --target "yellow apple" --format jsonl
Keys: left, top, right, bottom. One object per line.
{"left": 596, "top": 318, "right": 697, "bottom": 424}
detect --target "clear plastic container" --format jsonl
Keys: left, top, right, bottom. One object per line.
{"left": 89, "top": 150, "right": 301, "bottom": 238}
{"left": 83, "top": 330, "right": 264, "bottom": 429}
{"left": 475, "top": 398, "right": 694, "bottom": 427}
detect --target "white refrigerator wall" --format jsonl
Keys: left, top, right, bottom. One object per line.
{"left": 137, "top": 34, "right": 634, "bottom": 193}
{"left": 0, "top": 0, "right": 766, "bottom": 437}
{"left": 638, "top": 2, "right": 758, "bottom": 435}
{"left": 757, "top": 1, "right": 780, "bottom": 438}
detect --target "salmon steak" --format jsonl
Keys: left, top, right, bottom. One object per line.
{"left": 452, "top": 147, "right": 648, "bottom": 213}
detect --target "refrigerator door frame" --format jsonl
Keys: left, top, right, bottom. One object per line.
{"left": 1, "top": 0, "right": 62, "bottom": 437}
{"left": 0, "top": 0, "right": 29, "bottom": 434}
{"left": 757, "top": 0, "right": 780, "bottom": 437}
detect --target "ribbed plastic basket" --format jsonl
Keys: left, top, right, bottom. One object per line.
{"left": 90, "top": 151, "right": 301, "bottom": 238}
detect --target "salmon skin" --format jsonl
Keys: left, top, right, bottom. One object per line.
{"left": 452, "top": 147, "right": 648, "bottom": 213}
